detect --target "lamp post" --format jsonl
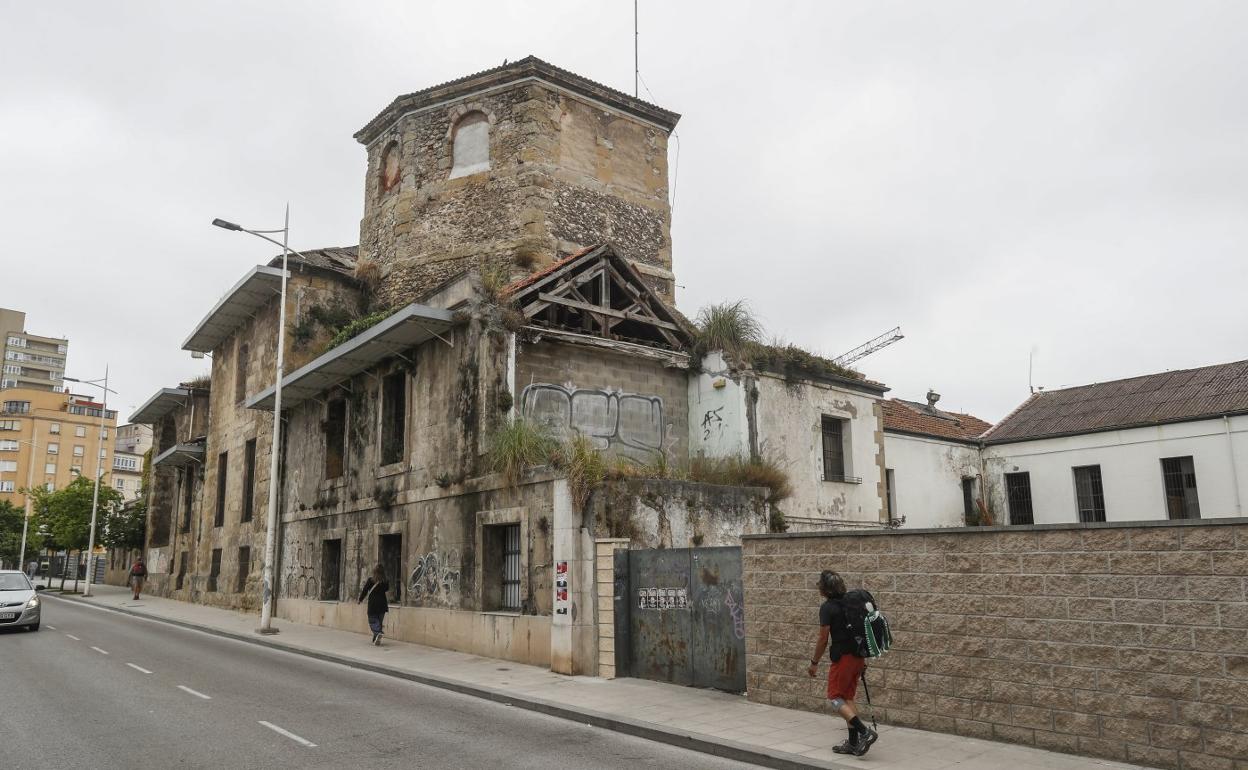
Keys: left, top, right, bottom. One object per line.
{"left": 212, "top": 206, "right": 309, "bottom": 635}
{"left": 63, "top": 369, "right": 113, "bottom": 597}
{"left": 16, "top": 430, "right": 40, "bottom": 575}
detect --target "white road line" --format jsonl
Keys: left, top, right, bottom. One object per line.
{"left": 90, "top": 646, "right": 110, "bottom": 655}
{"left": 126, "top": 663, "right": 153, "bottom": 674}
{"left": 46, "top": 625, "right": 56, "bottom": 630}
{"left": 65, "top": 634, "right": 80, "bottom": 641}
{"left": 258, "top": 721, "right": 317, "bottom": 748}
{"left": 177, "top": 685, "right": 212, "bottom": 700}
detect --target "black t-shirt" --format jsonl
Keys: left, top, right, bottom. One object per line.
{"left": 819, "top": 597, "right": 858, "bottom": 661}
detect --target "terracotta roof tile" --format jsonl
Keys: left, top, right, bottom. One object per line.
{"left": 882, "top": 399, "right": 993, "bottom": 442}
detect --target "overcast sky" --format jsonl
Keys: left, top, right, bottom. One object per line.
{"left": 3, "top": 1, "right": 1245, "bottom": 423}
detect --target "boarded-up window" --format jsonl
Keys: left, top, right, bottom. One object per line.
{"left": 236, "top": 546, "right": 250, "bottom": 593}
{"left": 450, "top": 111, "right": 490, "bottom": 178}
{"left": 320, "top": 539, "right": 342, "bottom": 601}
{"left": 379, "top": 141, "right": 400, "bottom": 194}
{"left": 180, "top": 467, "right": 194, "bottom": 532}
{"left": 380, "top": 372, "right": 406, "bottom": 466}
{"left": 208, "top": 548, "right": 222, "bottom": 592}
{"left": 325, "top": 399, "right": 347, "bottom": 479}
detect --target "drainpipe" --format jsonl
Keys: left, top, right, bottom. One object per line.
{"left": 1225, "top": 415, "right": 1242, "bottom": 516}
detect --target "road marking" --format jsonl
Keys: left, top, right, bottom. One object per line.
{"left": 46, "top": 625, "right": 56, "bottom": 630}
{"left": 258, "top": 721, "right": 317, "bottom": 748}
{"left": 177, "top": 685, "right": 212, "bottom": 700}
{"left": 126, "top": 663, "right": 153, "bottom": 674}
{"left": 90, "top": 646, "right": 110, "bottom": 655}
{"left": 65, "top": 634, "right": 80, "bottom": 641}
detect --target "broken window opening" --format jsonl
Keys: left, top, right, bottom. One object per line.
{"left": 180, "top": 467, "right": 194, "bottom": 533}
{"left": 176, "top": 551, "right": 188, "bottom": 590}
{"left": 236, "top": 546, "right": 250, "bottom": 593}
{"left": 1161, "top": 456, "right": 1200, "bottom": 520}
{"left": 380, "top": 371, "right": 407, "bottom": 466}
{"left": 324, "top": 399, "right": 347, "bottom": 479}
{"left": 481, "top": 523, "right": 522, "bottom": 612}
{"left": 320, "top": 539, "right": 342, "bottom": 601}
{"left": 1073, "top": 465, "right": 1106, "bottom": 523}
{"left": 242, "top": 438, "right": 257, "bottom": 523}
{"left": 449, "top": 111, "right": 490, "bottom": 178}
{"left": 379, "top": 141, "right": 401, "bottom": 194}
{"left": 885, "top": 468, "right": 897, "bottom": 520}
{"left": 214, "top": 451, "right": 228, "bottom": 527}
{"left": 208, "top": 548, "right": 222, "bottom": 592}
{"left": 379, "top": 533, "right": 402, "bottom": 603}
{"left": 962, "top": 477, "right": 977, "bottom": 524}
{"left": 235, "top": 342, "right": 249, "bottom": 403}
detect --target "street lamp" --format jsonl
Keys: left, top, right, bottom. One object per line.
{"left": 212, "top": 206, "right": 310, "bottom": 635}
{"left": 62, "top": 369, "right": 115, "bottom": 597}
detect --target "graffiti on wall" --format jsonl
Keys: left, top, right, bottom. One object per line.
{"left": 520, "top": 383, "right": 668, "bottom": 461}
{"left": 281, "top": 539, "right": 319, "bottom": 600}
{"left": 700, "top": 406, "right": 725, "bottom": 441}
{"left": 724, "top": 583, "right": 746, "bottom": 640}
{"left": 408, "top": 550, "right": 461, "bottom": 604}
{"left": 146, "top": 547, "right": 170, "bottom": 575}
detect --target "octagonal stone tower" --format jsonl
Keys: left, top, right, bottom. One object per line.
{"left": 354, "top": 57, "right": 681, "bottom": 306}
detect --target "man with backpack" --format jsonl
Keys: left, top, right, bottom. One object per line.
{"left": 128, "top": 556, "right": 147, "bottom": 601}
{"left": 807, "top": 570, "right": 881, "bottom": 756}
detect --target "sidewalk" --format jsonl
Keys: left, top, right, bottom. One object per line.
{"left": 45, "top": 583, "right": 1149, "bottom": 770}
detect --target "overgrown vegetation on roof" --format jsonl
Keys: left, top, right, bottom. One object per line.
{"left": 691, "top": 301, "right": 864, "bottom": 385}
{"left": 182, "top": 374, "right": 211, "bottom": 390}
{"left": 326, "top": 308, "right": 396, "bottom": 351}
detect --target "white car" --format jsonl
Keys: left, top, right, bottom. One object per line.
{"left": 0, "top": 570, "right": 41, "bottom": 631}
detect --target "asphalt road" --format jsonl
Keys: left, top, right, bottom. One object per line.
{"left": 1, "top": 596, "right": 758, "bottom": 770}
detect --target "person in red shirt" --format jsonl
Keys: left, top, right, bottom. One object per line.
{"left": 807, "top": 570, "right": 878, "bottom": 756}
{"left": 128, "top": 556, "right": 147, "bottom": 601}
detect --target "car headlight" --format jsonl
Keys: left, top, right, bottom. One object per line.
{"left": 26, "top": 596, "right": 39, "bottom": 609}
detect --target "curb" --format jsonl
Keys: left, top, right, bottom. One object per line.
{"left": 45, "top": 593, "right": 849, "bottom": 770}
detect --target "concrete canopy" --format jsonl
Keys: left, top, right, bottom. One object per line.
{"left": 151, "top": 442, "right": 204, "bottom": 469}
{"left": 129, "top": 387, "right": 193, "bottom": 424}
{"left": 244, "top": 302, "right": 456, "bottom": 412}
{"left": 182, "top": 266, "right": 286, "bottom": 353}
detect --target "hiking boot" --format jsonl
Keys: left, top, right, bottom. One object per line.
{"left": 832, "top": 738, "right": 857, "bottom": 754}
{"left": 853, "top": 726, "right": 878, "bottom": 756}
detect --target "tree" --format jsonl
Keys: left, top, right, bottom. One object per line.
{"left": 28, "top": 476, "right": 123, "bottom": 590}
{"left": 0, "top": 499, "right": 24, "bottom": 568}
{"left": 103, "top": 448, "right": 150, "bottom": 554}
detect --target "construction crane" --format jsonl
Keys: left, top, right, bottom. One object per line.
{"left": 832, "top": 327, "right": 904, "bottom": 367}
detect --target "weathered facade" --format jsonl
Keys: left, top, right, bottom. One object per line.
{"left": 355, "top": 57, "right": 680, "bottom": 306}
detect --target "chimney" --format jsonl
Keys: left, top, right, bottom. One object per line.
{"left": 926, "top": 389, "right": 941, "bottom": 409}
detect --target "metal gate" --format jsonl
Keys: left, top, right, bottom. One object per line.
{"left": 613, "top": 546, "right": 746, "bottom": 693}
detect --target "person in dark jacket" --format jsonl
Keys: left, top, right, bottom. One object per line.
{"left": 129, "top": 556, "right": 147, "bottom": 600}
{"left": 807, "top": 570, "right": 878, "bottom": 756}
{"left": 358, "top": 564, "right": 390, "bottom": 646}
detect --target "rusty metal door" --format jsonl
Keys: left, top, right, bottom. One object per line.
{"left": 617, "top": 546, "right": 746, "bottom": 693}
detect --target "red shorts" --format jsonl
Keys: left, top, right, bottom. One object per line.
{"left": 826, "top": 654, "right": 865, "bottom": 701}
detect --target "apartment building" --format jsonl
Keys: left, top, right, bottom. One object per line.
{"left": 112, "top": 423, "right": 152, "bottom": 501}
{"left": 1, "top": 308, "right": 69, "bottom": 393}
{"left": 0, "top": 387, "right": 117, "bottom": 507}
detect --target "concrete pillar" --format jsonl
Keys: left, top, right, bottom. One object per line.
{"left": 550, "top": 479, "right": 596, "bottom": 675}
{"left": 594, "top": 537, "right": 629, "bottom": 678}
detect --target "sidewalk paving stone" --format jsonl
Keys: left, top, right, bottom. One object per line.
{"left": 45, "top": 583, "right": 1153, "bottom": 770}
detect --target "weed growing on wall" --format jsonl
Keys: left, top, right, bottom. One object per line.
{"left": 487, "top": 418, "right": 559, "bottom": 487}
{"left": 326, "top": 308, "right": 396, "bottom": 350}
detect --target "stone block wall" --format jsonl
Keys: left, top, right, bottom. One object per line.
{"left": 595, "top": 537, "right": 629, "bottom": 678}
{"left": 742, "top": 519, "right": 1248, "bottom": 769}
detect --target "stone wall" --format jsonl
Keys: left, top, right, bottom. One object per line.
{"left": 742, "top": 519, "right": 1248, "bottom": 769}
{"left": 359, "top": 80, "right": 674, "bottom": 306}
{"left": 587, "top": 477, "right": 770, "bottom": 547}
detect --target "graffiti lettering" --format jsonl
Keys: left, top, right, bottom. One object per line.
{"left": 409, "top": 550, "right": 461, "bottom": 603}
{"left": 701, "top": 406, "right": 724, "bottom": 441}
{"left": 520, "top": 383, "right": 667, "bottom": 461}
{"left": 724, "top": 589, "right": 746, "bottom": 640}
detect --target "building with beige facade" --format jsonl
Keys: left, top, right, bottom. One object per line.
{"left": 1, "top": 308, "right": 69, "bottom": 393}
{"left": 0, "top": 387, "right": 117, "bottom": 508}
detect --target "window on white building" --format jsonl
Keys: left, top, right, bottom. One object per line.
{"left": 73, "top": 445, "right": 84, "bottom": 457}
{"left": 0, "top": 440, "right": 18, "bottom": 451}
{"left": 0, "top": 420, "right": 19, "bottom": 430}
{"left": 450, "top": 111, "right": 490, "bottom": 178}
{"left": 115, "top": 479, "right": 125, "bottom": 490}
{"left": 1005, "top": 472, "right": 1033, "bottom": 525}
{"left": 1161, "top": 456, "right": 1201, "bottom": 520}
{"left": 49, "top": 423, "right": 60, "bottom": 434}
{"left": 0, "top": 460, "right": 16, "bottom": 472}
{"left": 75, "top": 426, "right": 86, "bottom": 437}
{"left": 1073, "top": 465, "right": 1106, "bottom": 523}
{"left": 45, "top": 463, "right": 56, "bottom": 474}
{"left": 820, "top": 416, "right": 854, "bottom": 482}
{"left": 47, "top": 442, "right": 58, "bottom": 454}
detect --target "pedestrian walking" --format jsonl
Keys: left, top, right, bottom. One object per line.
{"left": 807, "top": 570, "right": 879, "bottom": 756}
{"left": 129, "top": 556, "right": 147, "bottom": 600}
{"left": 358, "top": 564, "right": 390, "bottom": 646}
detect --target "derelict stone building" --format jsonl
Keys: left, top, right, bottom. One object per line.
{"left": 130, "top": 58, "right": 891, "bottom": 676}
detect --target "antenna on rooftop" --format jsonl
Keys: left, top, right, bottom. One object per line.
{"left": 832, "top": 326, "right": 904, "bottom": 368}
{"left": 634, "top": 0, "right": 639, "bottom": 98}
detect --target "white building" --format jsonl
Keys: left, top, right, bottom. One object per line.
{"left": 982, "top": 361, "right": 1248, "bottom": 524}
{"left": 111, "top": 423, "right": 152, "bottom": 502}
{"left": 689, "top": 351, "right": 889, "bottom": 527}
{"left": 881, "top": 393, "right": 993, "bottom": 528}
